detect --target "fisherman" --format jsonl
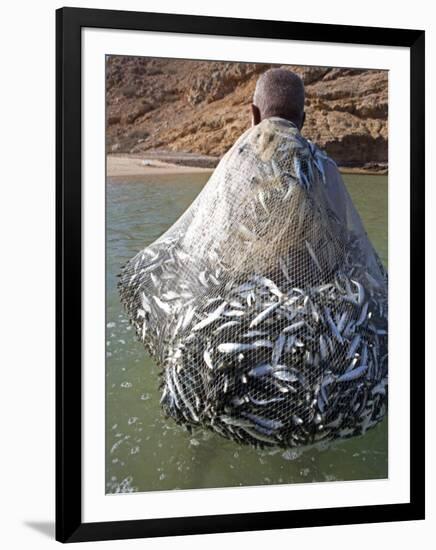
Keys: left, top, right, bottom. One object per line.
{"left": 251, "top": 68, "right": 347, "bottom": 225}
{"left": 119, "top": 68, "right": 388, "bottom": 448}
{"left": 252, "top": 68, "right": 306, "bottom": 132}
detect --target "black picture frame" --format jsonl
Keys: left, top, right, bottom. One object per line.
{"left": 56, "top": 6, "right": 425, "bottom": 543}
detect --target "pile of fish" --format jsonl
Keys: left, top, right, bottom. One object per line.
{"left": 118, "top": 117, "right": 388, "bottom": 449}
{"left": 119, "top": 234, "right": 387, "bottom": 448}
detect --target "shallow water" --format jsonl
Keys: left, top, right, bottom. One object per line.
{"left": 106, "top": 172, "right": 388, "bottom": 493}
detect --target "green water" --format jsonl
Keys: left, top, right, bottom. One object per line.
{"left": 106, "top": 172, "right": 388, "bottom": 494}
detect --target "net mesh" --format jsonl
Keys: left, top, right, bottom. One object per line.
{"left": 119, "top": 117, "right": 388, "bottom": 449}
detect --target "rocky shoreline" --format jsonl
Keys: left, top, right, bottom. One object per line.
{"left": 106, "top": 57, "right": 388, "bottom": 170}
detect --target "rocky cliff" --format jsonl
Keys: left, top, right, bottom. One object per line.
{"left": 106, "top": 56, "right": 388, "bottom": 169}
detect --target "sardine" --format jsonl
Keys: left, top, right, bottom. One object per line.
{"left": 351, "top": 279, "right": 365, "bottom": 306}
{"left": 219, "top": 415, "right": 253, "bottom": 428}
{"left": 249, "top": 301, "right": 280, "bottom": 328}
{"left": 192, "top": 301, "right": 227, "bottom": 332}
{"left": 272, "top": 333, "right": 287, "bottom": 366}
{"left": 203, "top": 349, "right": 214, "bottom": 369}
{"left": 153, "top": 296, "right": 171, "bottom": 315}
{"left": 283, "top": 320, "right": 305, "bottom": 333}
{"left": 243, "top": 330, "right": 268, "bottom": 338}
{"left": 248, "top": 363, "right": 273, "bottom": 377}
{"left": 337, "top": 364, "right": 368, "bottom": 383}
{"left": 218, "top": 340, "right": 273, "bottom": 353}
{"left": 319, "top": 334, "right": 329, "bottom": 359}
{"left": 324, "top": 307, "right": 344, "bottom": 344}
{"left": 248, "top": 395, "right": 285, "bottom": 406}
{"left": 347, "top": 335, "right": 361, "bottom": 359}
{"left": 305, "top": 240, "right": 322, "bottom": 271}
{"left": 242, "top": 413, "right": 283, "bottom": 430}
{"left": 273, "top": 370, "right": 299, "bottom": 383}
{"left": 214, "top": 320, "right": 240, "bottom": 334}
{"left": 355, "top": 302, "right": 369, "bottom": 327}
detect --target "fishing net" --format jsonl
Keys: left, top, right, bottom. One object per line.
{"left": 119, "top": 117, "right": 388, "bottom": 449}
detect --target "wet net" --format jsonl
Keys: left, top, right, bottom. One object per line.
{"left": 119, "top": 117, "right": 388, "bottom": 449}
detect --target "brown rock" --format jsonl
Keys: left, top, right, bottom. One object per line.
{"left": 105, "top": 56, "right": 388, "bottom": 167}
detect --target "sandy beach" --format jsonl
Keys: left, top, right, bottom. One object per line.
{"left": 107, "top": 153, "right": 387, "bottom": 178}
{"left": 107, "top": 155, "right": 213, "bottom": 177}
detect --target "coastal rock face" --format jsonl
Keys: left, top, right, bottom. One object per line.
{"left": 106, "top": 57, "right": 388, "bottom": 168}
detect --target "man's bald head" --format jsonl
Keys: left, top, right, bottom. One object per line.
{"left": 252, "top": 68, "right": 305, "bottom": 129}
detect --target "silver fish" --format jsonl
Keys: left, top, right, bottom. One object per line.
{"left": 336, "top": 312, "right": 348, "bottom": 334}
{"left": 243, "top": 413, "right": 283, "bottom": 430}
{"left": 347, "top": 335, "right": 361, "bottom": 359}
{"left": 243, "top": 330, "right": 268, "bottom": 338}
{"left": 272, "top": 333, "right": 287, "bottom": 366}
{"left": 172, "top": 369, "right": 199, "bottom": 421}
{"left": 198, "top": 270, "right": 209, "bottom": 288}
{"left": 351, "top": 279, "right": 365, "bottom": 306}
{"left": 273, "top": 370, "right": 299, "bottom": 383}
{"left": 305, "top": 240, "right": 322, "bottom": 271}
{"left": 160, "top": 290, "right": 180, "bottom": 301}
{"left": 180, "top": 305, "right": 196, "bottom": 331}
{"left": 252, "top": 275, "right": 283, "bottom": 298}
{"left": 248, "top": 363, "right": 273, "bottom": 377}
{"left": 337, "top": 364, "right": 368, "bottom": 383}
{"left": 292, "top": 414, "right": 304, "bottom": 426}
{"left": 203, "top": 349, "right": 214, "bottom": 369}
{"left": 283, "top": 320, "right": 305, "bottom": 333}
{"left": 355, "top": 302, "right": 369, "bottom": 327}
{"left": 248, "top": 395, "right": 285, "bottom": 406}
{"left": 218, "top": 340, "right": 273, "bottom": 354}
{"left": 285, "top": 334, "right": 296, "bottom": 353}
{"left": 225, "top": 309, "right": 246, "bottom": 317}
{"left": 192, "top": 301, "right": 227, "bottom": 332}
{"left": 140, "top": 292, "right": 152, "bottom": 313}
{"left": 220, "top": 415, "right": 253, "bottom": 428}
{"left": 324, "top": 307, "right": 344, "bottom": 344}
{"left": 249, "top": 301, "right": 280, "bottom": 328}
{"left": 319, "top": 334, "right": 329, "bottom": 360}
{"left": 214, "top": 320, "right": 240, "bottom": 334}
{"left": 153, "top": 296, "right": 171, "bottom": 315}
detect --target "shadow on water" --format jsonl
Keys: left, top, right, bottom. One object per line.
{"left": 105, "top": 171, "right": 388, "bottom": 494}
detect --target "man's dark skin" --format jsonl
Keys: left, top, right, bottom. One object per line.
{"left": 251, "top": 103, "right": 306, "bottom": 130}
{"left": 250, "top": 68, "right": 306, "bottom": 130}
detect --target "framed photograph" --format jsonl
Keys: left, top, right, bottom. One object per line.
{"left": 56, "top": 7, "right": 425, "bottom": 543}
